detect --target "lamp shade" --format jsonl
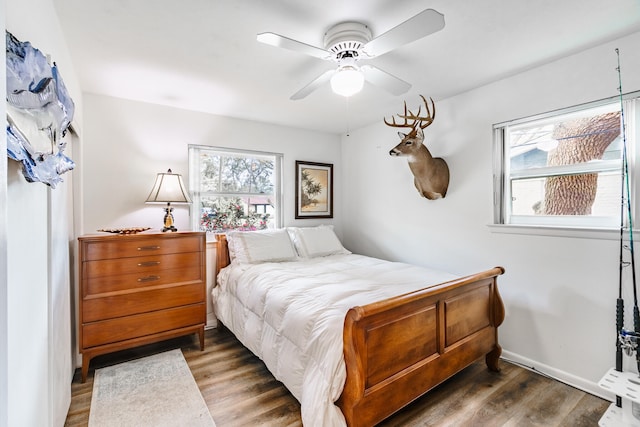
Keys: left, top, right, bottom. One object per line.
{"left": 145, "top": 169, "right": 192, "bottom": 204}
{"left": 330, "top": 66, "right": 364, "bottom": 97}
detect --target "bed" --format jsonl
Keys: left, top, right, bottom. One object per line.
{"left": 212, "top": 226, "right": 505, "bottom": 427}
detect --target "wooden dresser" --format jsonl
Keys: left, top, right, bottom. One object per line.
{"left": 78, "top": 231, "right": 206, "bottom": 382}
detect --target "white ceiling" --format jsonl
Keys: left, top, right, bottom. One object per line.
{"left": 52, "top": 0, "right": 640, "bottom": 135}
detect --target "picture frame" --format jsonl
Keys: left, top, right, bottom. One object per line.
{"left": 295, "top": 160, "right": 333, "bottom": 219}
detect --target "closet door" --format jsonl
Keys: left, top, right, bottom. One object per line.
{"left": 48, "top": 157, "right": 74, "bottom": 427}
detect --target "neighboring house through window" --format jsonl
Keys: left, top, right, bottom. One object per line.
{"left": 493, "top": 93, "right": 639, "bottom": 230}
{"left": 188, "top": 145, "right": 283, "bottom": 233}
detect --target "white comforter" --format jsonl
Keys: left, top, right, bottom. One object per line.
{"left": 212, "top": 254, "right": 456, "bottom": 426}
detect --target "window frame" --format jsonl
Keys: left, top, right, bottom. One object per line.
{"left": 188, "top": 144, "right": 284, "bottom": 233}
{"left": 493, "top": 91, "right": 640, "bottom": 232}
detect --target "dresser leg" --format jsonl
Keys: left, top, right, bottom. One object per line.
{"left": 81, "top": 355, "right": 90, "bottom": 383}
{"left": 198, "top": 327, "right": 205, "bottom": 350}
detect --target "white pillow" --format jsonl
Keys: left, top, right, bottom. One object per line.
{"left": 227, "top": 229, "right": 297, "bottom": 264}
{"left": 288, "top": 225, "right": 351, "bottom": 258}
{"left": 225, "top": 233, "right": 237, "bottom": 262}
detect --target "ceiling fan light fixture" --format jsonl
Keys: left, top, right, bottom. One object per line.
{"left": 330, "top": 66, "right": 364, "bottom": 97}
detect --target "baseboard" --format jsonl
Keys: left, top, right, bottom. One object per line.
{"left": 206, "top": 313, "right": 218, "bottom": 329}
{"left": 501, "top": 350, "right": 615, "bottom": 402}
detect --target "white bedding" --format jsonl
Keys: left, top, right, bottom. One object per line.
{"left": 212, "top": 254, "right": 457, "bottom": 427}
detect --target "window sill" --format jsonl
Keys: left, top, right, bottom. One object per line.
{"left": 487, "top": 223, "right": 640, "bottom": 240}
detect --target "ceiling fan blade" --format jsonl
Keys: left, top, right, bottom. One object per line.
{"left": 290, "top": 69, "right": 335, "bottom": 100}
{"left": 361, "top": 65, "right": 411, "bottom": 96}
{"left": 362, "top": 9, "right": 445, "bottom": 58}
{"left": 257, "top": 32, "right": 332, "bottom": 60}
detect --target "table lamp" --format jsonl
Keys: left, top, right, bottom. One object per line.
{"left": 145, "top": 169, "right": 192, "bottom": 232}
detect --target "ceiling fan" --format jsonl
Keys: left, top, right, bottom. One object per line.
{"left": 256, "top": 8, "right": 445, "bottom": 100}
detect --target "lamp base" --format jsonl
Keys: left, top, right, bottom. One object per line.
{"left": 162, "top": 204, "right": 178, "bottom": 232}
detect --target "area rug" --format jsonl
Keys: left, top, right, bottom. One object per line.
{"left": 88, "top": 349, "right": 216, "bottom": 427}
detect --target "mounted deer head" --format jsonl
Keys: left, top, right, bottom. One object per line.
{"left": 384, "top": 95, "right": 449, "bottom": 200}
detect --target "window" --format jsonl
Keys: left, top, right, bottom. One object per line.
{"left": 494, "top": 93, "right": 639, "bottom": 229}
{"left": 188, "top": 145, "right": 283, "bottom": 233}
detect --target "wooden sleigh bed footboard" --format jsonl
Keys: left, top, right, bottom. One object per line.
{"left": 214, "top": 234, "right": 505, "bottom": 427}
{"left": 337, "top": 266, "right": 505, "bottom": 427}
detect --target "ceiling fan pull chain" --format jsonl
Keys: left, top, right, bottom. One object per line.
{"left": 345, "top": 97, "right": 351, "bottom": 137}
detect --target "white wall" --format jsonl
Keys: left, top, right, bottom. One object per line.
{"left": 6, "top": 163, "right": 50, "bottom": 427}
{"left": 79, "top": 94, "right": 342, "bottom": 333}
{"left": 0, "top": 0, "right": 8, "bottom": 424}
{"left": 341, "top": 31, "right": 640, "bottom": 399}
{"left": 80, "top": 93, "right": 342, "bottom": 236}
{"left": 4, "top": 0, "right": 83, "bottom": 425}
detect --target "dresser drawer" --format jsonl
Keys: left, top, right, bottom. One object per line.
{"left": 82, "top": 234, "right": 203, "bottom": 260}
{"left": 83, "top": 282, "right": 205, "bottom": 322}
{"left": 82, "top": 303, "right": 205, "bottom": 348}
{"left": 84, "top": 251, "right": 201, "bottom": 279}
{"left": 84, "top": 265, "right": 203, "bottom": 296}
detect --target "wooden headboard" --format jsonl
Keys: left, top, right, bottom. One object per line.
{"left": 214, "top": 234, "right": 230, "bottom": 279}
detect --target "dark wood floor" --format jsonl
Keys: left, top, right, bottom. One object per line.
{"left": 65, "top": 327, "right": 610, "bottom": 426}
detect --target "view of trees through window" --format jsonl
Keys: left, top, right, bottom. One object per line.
{"left": 543, "top": 114, "right": 620, "bottom": 216}
{"left": 199, "top": 153, "right": 274, "bottom": 194}
{"left": 189, "top": 146, "right": 281, "bottom": 233}
{"left": 495, "top": 97, "right": 639, "bottom": 228}
{"left": 509, "top": 108, "right": 621, "bottom": 217}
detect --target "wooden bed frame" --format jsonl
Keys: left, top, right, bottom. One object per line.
{"left": 214, "top": 234, "right": 505, "bottom": 427}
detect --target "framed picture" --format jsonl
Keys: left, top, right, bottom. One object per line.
{"left": 295, "top": 161, "right": 333, "bottom": 219}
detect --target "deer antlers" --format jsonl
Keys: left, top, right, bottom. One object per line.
{"left": 384, "top": 95, "right": 436, "bottom": 130}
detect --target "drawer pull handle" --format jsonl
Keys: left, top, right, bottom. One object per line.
{"left": 138, "top": 261, "right": 161, "bottom": 267}
{"left": 137, "top": 275, "right": 160, "bottom": 282}
{"left": 138, "top": 245, "right": 160, "bottom": 251}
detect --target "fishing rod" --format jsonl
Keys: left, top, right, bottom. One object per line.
{"left": 615, "top": 48, "right": 640, "bottom": 409}
{"left": 615, "top": 46, "right": 625, "bottom": 407}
